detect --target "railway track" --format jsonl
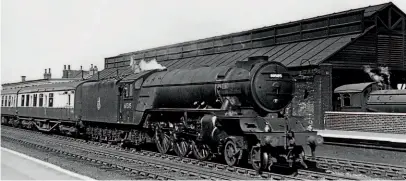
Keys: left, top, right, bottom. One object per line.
{"left": 1, "top": 126, "right": 379, "bottom": 180}
{"left": 2, "top": 130, "right": 255, "bottom": 180}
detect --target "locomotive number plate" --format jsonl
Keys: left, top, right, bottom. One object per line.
{"left": 124, "top": 103, "right": 132, "bottom": 109}
{"left": 270, "top": 74, "right": 282, "bottom": 78}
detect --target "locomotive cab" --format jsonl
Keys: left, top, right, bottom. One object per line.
{"left": 334, "top": 82, "right": 380, "bottom": 112}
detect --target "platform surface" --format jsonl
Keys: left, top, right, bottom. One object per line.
{"left": 316, "top": 129, "right": 406, "bottom": 143}
{"left": 1, "top": 147, "right": 95, "bottom": 180}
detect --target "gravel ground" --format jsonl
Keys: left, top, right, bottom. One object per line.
{"left": 316, "top": 144, "right": 406, "bottom": 166}
{"left": 1, "top": 139, "right": 146, "bottom": 180}
{"left": 300, "top": 142, "right": 406, "bottom": 167}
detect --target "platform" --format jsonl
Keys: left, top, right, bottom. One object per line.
{"left": 1, "top": 147, "right": 95, "bottom": 180}
{"left": 316, "top": 129, "right": 406, "bottom": 144}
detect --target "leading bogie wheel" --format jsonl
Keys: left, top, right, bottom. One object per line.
{"left": 250, "top": 144, "right": 268, "bottom": 172}
{"left": 224, "top": 140, "right": 239, "bottom": 166}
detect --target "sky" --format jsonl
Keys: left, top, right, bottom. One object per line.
{"left": 1, "top": 0, "right": 406, "bottom": 84}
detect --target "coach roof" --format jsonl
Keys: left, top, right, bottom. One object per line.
{"left": 19, "top": 81, "right": 85, "bottom": 93}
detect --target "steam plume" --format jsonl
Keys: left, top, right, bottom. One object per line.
{"left": 130, "top": 56, "right": 166, "bottom": 74}
{"left": 363, "top": 65, "right": 384, "bottom": 86}
{"left": 379, "top": 66, "right": 390, "bottom": 86}
{"left": 139, "top": 58, "right": 166, "bottom": 71}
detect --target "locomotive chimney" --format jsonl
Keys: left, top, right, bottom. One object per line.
{"left": 236, "top": 56, "right": 269, "bottom": 70}
{"left": 21, "top": 76, "right": 26, "bottom": 82}
{"left": 68, "top": 65, "right": 71, "bottom": 70}
{"left": 44, "top": 69, "right": 47, "bottom": 79}
{"left": 64, "top": 65, "right": 66, "bottom": 70}
{"left": 48, "top": 68, "right": 51, "bottom": 79}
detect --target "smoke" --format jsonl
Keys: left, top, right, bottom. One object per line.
{"left": 379, "top": 66, "right": 390, "bottom": 86}
{"left": 130, "top": 56, "right": 141, "bottom": 73}
{"left": 130, "top": 56, "right": 166, "bottom": 74}
{"left": 363, "top": 65, "right": 391, "bottom": 88}
{"left": 139, "top": 58, "right": 166, "bottom": 70}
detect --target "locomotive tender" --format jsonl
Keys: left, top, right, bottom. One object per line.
{"left": 1, "top": 56, "right": 323, "bottom": 171}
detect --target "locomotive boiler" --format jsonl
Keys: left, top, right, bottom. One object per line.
{"left": 1, "top": 56, "right": 323, "bottom": 172}
{"left": 367, "top": 89, "right": 406, "bottom": 113}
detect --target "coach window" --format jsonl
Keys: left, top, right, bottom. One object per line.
{"left": 4, "top": 96, "right": 8, "bottom": 107}
{"left": 33, "top": 94, "right": 37, "bottom": 107}
{"left": 21, "top": 95, "right": 25, "bottom": 106}
{"left": 49, "top": 93, "right": 54, "bottom": 107}
{"left": 1, "top": 96, "right": 4, "bottom": 106}
{"left": 39, "top": 94, "right": 44, "bottom": 107}
{"left": 26, "top": 95, "right": 30, "bottom": 107}
{"left": 8, "top": 96, "right": 11, "bottom": 107}
{"left": 68, "top": 94, "right": 71, "bottom": 106}
{"left": 44, "top": 95, "right": 48, "bottom": 107}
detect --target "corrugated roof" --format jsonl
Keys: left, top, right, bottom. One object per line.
{"left": 91, "top": 2, "right": 401, "bottom": 81}
{"left": 19, "top": 81, "right": 85, "bottom": 93}
{"left": 157, "top": 33, "right": 361, "bottom": 69}
{"left": 88, "top": 66, "right": 133, "bottom": 81}
{"left": 334, "top": 82, "right": 376, "bottom": 93}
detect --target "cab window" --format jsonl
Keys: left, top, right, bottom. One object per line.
{"left": 343, "top": 94, "right": 351, "bottom": 107}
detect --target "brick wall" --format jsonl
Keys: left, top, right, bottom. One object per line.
{"left": 286, "top": 66, "right": 332, "bottom": 130}
{"left": 324, "top": 111, "right": 406, "bottom": 134}
{"left": 287, "top": 78, "right": 316, "bottom": 128}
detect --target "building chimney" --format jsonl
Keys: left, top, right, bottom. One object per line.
{"left": 94, "top": 66, "right": 98, "bottom": 72}
{"left": 80, "top": 65, "right": 82, "bottom": 70}
{"left": 21, "top": 76, "right": 26, "bottom": 82}
{"left": 68, "top": 65, "right": 71, "bottom": 70}
{"left": 44, "top": 69, "right": 47, "bottom": 79}
{"left": 62, "top": 65, "right": 67, "bottom": 78}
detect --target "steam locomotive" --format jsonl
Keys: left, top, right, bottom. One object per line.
{"left": 1, "top": 56, "right": 323, "bottom": 171}
{"left": 334, "top": 82, "right": 406, "bottom": 113}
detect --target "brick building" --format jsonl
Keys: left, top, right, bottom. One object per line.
{"left": 95, "top": 2, "right": 406, "bottom": 129}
